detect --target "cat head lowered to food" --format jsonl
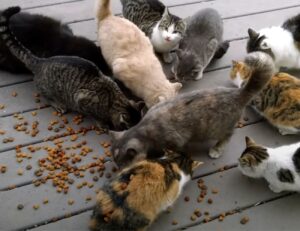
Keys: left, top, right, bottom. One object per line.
{"left": 172, "top": 49, "right": 204, "bottom": 82}
{"left": 238, "top": 136, "right": 269, "bottom": 178}
{"left": 90, "top": 151, "right": 202, "bottom": 231}
{"left": 230, "top": 60, "right": 252, "bottom": 88}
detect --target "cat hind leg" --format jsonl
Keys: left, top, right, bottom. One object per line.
{"left": 213, "top": 40, "right": 230, "bottom": 59}
{"left": 209, "top": 136, "right": 231, "bottom": 159}
{"left": 278, "top": 126, "right": 300, "bottom": 135}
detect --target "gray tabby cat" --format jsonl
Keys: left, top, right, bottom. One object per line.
{"left": 121, "top": 0, "right": 186, "bottom": 63}
{"left": 173, "top": 8, "right": 230, "bottom": 82}
{"left": 110, "top": 52, "right": 275, "bottom": 168}
{"left": 0, "top": 7, "right": 143, "bottom": 131}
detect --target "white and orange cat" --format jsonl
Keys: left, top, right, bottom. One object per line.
{"left": 95, "top": 0, "right": 182, "bottom": 108}
{"left": 231, "top": 60, "right": 300, "bottom": 135}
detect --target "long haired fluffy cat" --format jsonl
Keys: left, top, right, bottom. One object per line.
{"left": 231, "top": 60, "right": 300, "bottom": 135}
{"left": 0, "top": 7, "right": 142, "bottom": 131}
{"left": 120, "top": 0, "right": 186, "bottom": 63}
{"left": 247, "top": 13, "right": 300, "bottom": 70}
{"left": 95, "top": 0, "right": 182, "bottom": 108}
{"left": 238, "top": 136, "right": 300, "bottom": 193}
{"left": 0, "top": 10, "right": 111, "bottom": 75}
{"left": 173, "top": 8, "right": 229, "bottom": 82}
{"left": 110, "top": 52, "right": 275, "bottom": 168}
{"left": 89, "top": 152, "right": 202, "bottom": 231}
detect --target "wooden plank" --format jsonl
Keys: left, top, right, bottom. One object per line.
{"left": 1, "top": 0, "right": 82, "bottom": 9}
{"left": 188, "top": 194, "right": 300, "bottom": 231}
{"left": 0, "top": 107, "right": 96, "bottom": 153}
{"left": 0, "top": 130, "right": 111, "bottom": 190}
{"left": 0, "top": 71, "right": 32, "bottom": 88}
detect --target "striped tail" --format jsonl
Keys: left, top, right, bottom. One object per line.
{"left": 0, "top": 7, "right": 40, "bottom": 72}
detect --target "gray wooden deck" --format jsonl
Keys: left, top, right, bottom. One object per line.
{"left": 0, "top": 0, "right": 300, "bottom": 230}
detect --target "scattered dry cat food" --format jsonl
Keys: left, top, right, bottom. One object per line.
{"left": 207, "top": 198, "right": 213, "bottom": 204}
{"left": 211, "top": 188, "right": 219, "bottom": 194}
{"left": 26, "top": 165, "right": 32, "bottom": 171}
{"left": 17, "top": 204, "right": 24, "bottom": 210}
{"left": 172, "top": 220, "right": 178, "bottom": 225}
{"left": 31, "top": 111, "right": 37, "bottom": 116}
{"left": 184, "top": 196, "right": 190, "bottom": 202}
{"left": 105, "top": 173, "right": 112, "bottom": 179}
{"left": 11, "top": 91, "right": 18, "bottom": 97}
{"left": 43, "top": 198, "right": 49, "bottom": 204}
{"left": 194, "top": 209, "right": 202, "bottom": 218}
{"left": 33, "top": 204, "right": 40, "bottom": 210}
{"left": 0, "top": 130, "right": 6, "bottom": 135}
{"left": 203, "top": 217, "right": 211, "bottom": 223}
{"left": 240, "top": 216, "right": 250, "bottom": 225}
{"left": 93, "top": 176, "right": 99, "bottom": 182}
{"left": 190, "top": 214, "right": 197, "bottom": 221}
{"left": 68, "top": 199, "right": 74, "bottom": 205}
{"left": 86, "top": 196, "right": 92, "bottom": 201}
{"left": 1, "top": 165, "right": 7, "bottom": 173}
{"left": 17, "top": 169, "right": 24, "bottom": 175}
{"left": 0, "top": 104, "right": 5, "bottom": 109}
{"left": 2, "top": 137, "right": 15, "bottom": 143}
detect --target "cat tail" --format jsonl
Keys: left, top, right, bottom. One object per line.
{"left": 95, "top": 0, "right": 112, "bottom": 23}
{"left": 239, "top": 51, "right": 275, "bottom": 105}
{"left": 0, "top": 7, "right": 40, "bottom": 72}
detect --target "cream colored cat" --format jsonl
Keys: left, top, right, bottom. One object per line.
{"left": 95, "top": 0, "right": 182, "bottom": 108}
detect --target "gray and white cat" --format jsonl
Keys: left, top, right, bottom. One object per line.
{"left": 121, "top": 0, "right": 186, "bottom": 63}
{"left": 110, "top": 51, "right": 275, "bottom": 168}
{"left": 247, "top": 13, "right": 300, "bottom": 70}
{"left": 239, "top": 137, "right": 300, "bottom": 193}
{"left": 173, "top": 8, "right": 229, "bottom": 82}
{"left": 0, "top": 7, "right": 143, "bottom": 131}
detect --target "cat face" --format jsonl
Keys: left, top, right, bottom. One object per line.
{"left": 158, "top": 8, "right": 186, "bottom": 45}
{"left": 238, "top": 136, "right": 269, "bottom": 178}
{"left": 173, "top": 49, "right": 203, "bottom": 81}
{"left": 230, "top": 60, "right": 250, "bottom": 88}
{"left": 247, "top": 28, "right": 274, "bottom": 59}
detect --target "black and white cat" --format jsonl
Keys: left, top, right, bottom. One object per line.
{"left": 239, "top": 136, "right": 300, "bottom": 193}
{"left": 247, "top": 13, "right": 300, "bottom": 70}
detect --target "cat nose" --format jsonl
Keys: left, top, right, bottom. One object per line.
{"left": 165, "top": 36, "right": 171, "bottom": 42}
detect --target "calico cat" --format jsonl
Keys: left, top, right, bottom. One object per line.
{"left": 0, "top": 7, "right": 142, "bottom": 131}
{"left": 247, "top": 14, "right": 300, "bottom": 70}
{"left": 238, "top": 136, "right": 300, "bottom": 193}
{"left": 231, "top": 60, "right": 300, "bottom": 135}
{"left": 120, "top": 0, "right": 186, "bottom": 63}
{"left": 173, "top": 8, "right": 229, "bottom": 82}
{"left": 110, "top": 51, "right": 275, "bottom": 168}
{"left": 0, "top": 10, "right": 111, "bottom": 75}
{"left": 90, "top": 151, "right": 202, "bottom": 231}
{"left": 96, "top": 0, "right": 182, "bottom": 108}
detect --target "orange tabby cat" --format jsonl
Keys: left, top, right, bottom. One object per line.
{"left": 90, "top": 152, "right": 202, "bottom": 231}
{"left": 95, "top": 0, "right": 182, "bottom": 108}
{"left": 231, "top": 60, "right": 300, "bottom": 135}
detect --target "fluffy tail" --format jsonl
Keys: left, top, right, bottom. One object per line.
{"left": 0, "top": 7, "right": 40, "bottom": 72}
{"left": 95, "top": 0, "right": 112, "bottom": 23}
{"left": 239, "top": 51, "right": 275, "bottom": 105}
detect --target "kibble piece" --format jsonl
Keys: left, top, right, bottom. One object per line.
{"left": 31, "top": 111, "right": 37, "bottom": 116}
{"left": 240, "top": 216, "right": 249, "bottom": 225}
{"left": 172, "top": 220, "right": 178, "bottom": 225}
{"left": 1, "top": 166, "right": 7, "bottom": 173}
{"left": 43, "top": 199, "right": 49, "bottom": 204}
{"left": 194, "top": 209, "right": 202, "bottom": 218}
{"left": 17, "top": 204, "right": 24, "bottom": 210}
{"left": 93, "top": 176, "right": 99, "bottom": 182}
{"left": 33, "top": 204, "right": 40, "bottom": 210}
{"left": 86, "top": 196, "right": 92, "bottom": 201}
{"left": 190, "top": 214, "right": 197, "bottom": 221}
{"left": 0, "top": 104, "right": 5, "bottom": 110}
{"left": 212, "top": 188, "right": 219, "bottom": 194}
{"left": 184, "top": 196, "right": 190, "bottom": 202}
{"left": 26, "top": 165, "right": 32, "bottom": 171}
{"left": 12, "top": 91, "right": 18, "bottom": 97}
{"left": 68, "top": 199, "right": 74, "bottom": 205}
{"left": 207, "top": 198, "right": 213, "bottom": 204}
{"left": 17, "top": 169, "right": 23, "bottom": 176}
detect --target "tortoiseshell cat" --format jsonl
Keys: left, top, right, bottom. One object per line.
{"left": 0, "top": 10, "right": 111, "bottom": 75}
{"left": 90, "top": 152, "right": 202, "bottom": 231}
{"left": 239, "top": 136, "right": 300, "bottom": 193}
{"left": 0, "top": 7, "right": 142, "bottom": 131}
{"left": 121, "top": 0, "right": 186, "bottom": 63}
{"left": 231, "top": 60, "right": 300, "bottom": 135}
{"left": 247, "top": 13, "right": 300, "bottom": 70}
{"left": 110, "top": 51, "right": 275, "bottom": 168}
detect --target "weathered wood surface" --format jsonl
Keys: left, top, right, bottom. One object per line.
{"left": 0, "top": 0, "right": 300, "bottom": 231}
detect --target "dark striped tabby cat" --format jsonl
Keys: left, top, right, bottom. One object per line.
{"left": 110, "top": 52, "right": 275, "bottom": 168}
{"left": 231, "top": 60, "right": 300, "bottom": 135}
{"left": 247, "top": 13, "right": 300, "bottom": 70}
{"left": 0, "top": 10, "right": 111, "bottom": 75}
{"left": 90, "top": 151, "right": 202, "bottom": 231}
{"left": 0, "top": 7, "right": 142, "bottom": 131}
{"left": 239, "top": 136, "right": 300, "bottom": 193}
{"left": 121, "top": 0, "right": 186, "bottom": 63}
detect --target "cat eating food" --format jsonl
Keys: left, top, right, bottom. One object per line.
{"left": 238, "top": 136, "right": 300, "bottom": 193}
{"left": 121, "top": 0, "right": 186, "bottom": 63}
{"left": 95, "top": 0, "right": 182, "bottom": 108}
{"left": 0, "top": 7, "right": 143, "bottom": 131}
{"left": 0, "top": 10, "right": 111, "bottom": 75}
{"left": 90, "top": 151, "right": 202, "bottom": 231}
{"left": 231, "top": 60, "right": 300, "bottom": 135}
{"left": 110, "top": 51, "right": 275, "bottom": 168}
{"left": 247, "top": 13, "right": 300, "bottom": 70}
{"left": 173, "top": 8, "right": 229, "bottom": 82}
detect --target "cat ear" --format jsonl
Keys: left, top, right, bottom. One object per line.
{"left": 260, "top": 41, "right": 270, "bottom": 50}
{"left": 173, "top": 82, "right": 182, "bottom": 92}
{"left": 192, "top": 160, "right": 204, "bottom": 171}
{"left": 126, "top": 148, "right": 138, "bottom": 158}
{"left": 163, "top": 7, "right": 170, "bottom": 17}
{"left": 245, "top": 136, "right": 256, "bottom": 147}
{"left": 232, "top": 60, "right": 238, "bottom": 66}
{"left": 132, "top": 100, "right": 146, "bottom": 112}
{"left": 109, "top": 131, "right": 125, "bottom": 141}
{"left": 248, "top": 28, "right": 259, "bottom": 40}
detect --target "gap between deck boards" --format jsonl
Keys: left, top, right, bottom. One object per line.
{"left": 22, "top": 0, "right": 83, "bottom": 11}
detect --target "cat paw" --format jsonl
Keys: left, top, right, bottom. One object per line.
{"left": 268, "top": 184, "right": 282, "bottom": 193}
{"left": 50, "top": 102, "right": 67, "bottom": 114}
{"left": 194, "top": 71, "right": 203, "bottom": 80}
{"left": 209, "top": 148, "right": 222, "bottom": 159}
{"left": 163, "top": 53, "right": 174, "bottom": 64}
